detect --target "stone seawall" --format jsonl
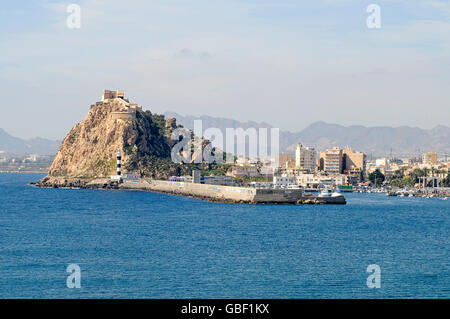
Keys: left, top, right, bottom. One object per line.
{"left": 120, "top": 179, "right": 305, "bottom": 204}
{"left": 34, "top": 177, "right": 346, "bottom": 204}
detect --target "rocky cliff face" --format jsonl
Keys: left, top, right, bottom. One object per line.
{"left": 39, "top": 96, "right": 198, "bottom": 186}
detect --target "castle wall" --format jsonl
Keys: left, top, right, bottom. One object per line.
{"left": 111, "top": 110, "right": 136, "bottom": 120}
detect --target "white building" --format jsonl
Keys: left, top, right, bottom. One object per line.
{"left": 170, "top": 175, "right": 194, "bottom": 182}
{"left": 375, "top": 158, "right": 389, "bottom": 167}
{"left": 296, "top": 173, "right": 347, "bottom": 188}
{"left": 273, "top": 174, "right": 297, "bottom": 187}
{"left": 295, "top": 142, "right": 316, "bottom": 173}
{"left": 249, "top": 182, "right": 271, "bottom": 188}
{"left": 122, "top": 174, "right": 140, "bottom": 180}
{"left": 296, "top": 173, "right": 320, "bottom": 187}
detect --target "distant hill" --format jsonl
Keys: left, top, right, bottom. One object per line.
{"left": 164, "top": 112, "right": 273, "bottom": 132}
{"left": 0, "top": 128, "right": 60, "bottom": 155}
{"left": 164, "top": 112, "right": 450, "bottom": 157}
{"left": 3, "top": 112, "right": 448, "bottom": 158}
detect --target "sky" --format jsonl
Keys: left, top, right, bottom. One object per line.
{"left": 0, "top": 0, "right": 449, "bottom": 140}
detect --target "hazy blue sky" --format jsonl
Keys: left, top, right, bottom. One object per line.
{"left": 1, "top": 0, "right": 449, "bottom": 139}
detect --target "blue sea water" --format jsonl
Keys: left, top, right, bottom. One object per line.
{"left": 0, "top": 173, "right": 448, "bottom": 298}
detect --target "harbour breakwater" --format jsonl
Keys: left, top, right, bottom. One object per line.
{"left": 34, "top": 176, "right": 346, "bottom": 205}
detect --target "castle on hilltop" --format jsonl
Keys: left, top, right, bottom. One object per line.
{"left": 102, "top": 89, "right": 125, "bottom": 101}
{"left": 91, "top": 89, "right": 142, "bottom": 120}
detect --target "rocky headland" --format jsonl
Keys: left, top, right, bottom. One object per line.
{"left": 36, "top": 90, "right": 204, "bottom": 188}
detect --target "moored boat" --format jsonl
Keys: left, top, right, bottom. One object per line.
{"left": 317, "top": 188, "right": 346, "bottom": 204}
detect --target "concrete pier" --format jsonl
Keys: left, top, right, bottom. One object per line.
{"left": 118, "top": 179, "right": 346, "bottom": 205}
{"left": 35, "top": 176, "right": 346, "bottom": 204}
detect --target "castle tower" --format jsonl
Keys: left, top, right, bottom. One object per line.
{"left": 116, "top": 149, "right": 122, "bottom": 176}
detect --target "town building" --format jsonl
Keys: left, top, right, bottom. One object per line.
{"left": 295, "top": 142, "right": 316, "bottom": 173}
{"left": 375, "top": 158, "right": 389, "bottom": 167}
{"left": 249, "top": 181, "right": 271, "bottom": 188}
{"left": 227, "top": 164, "right": 259, "bottom": 177}
{"left": 423, "top": 152, "right": 438, "bottom": 165}
{"left": 343, "top": 147, "right": 366, "bottom": 172}
{"left": 277, "top": 153, "right": 293, "bottom": 168}
{"left": 276, "top": 167, "right": 310, "bottom": 177}
{"left": 318, "top": 146, "right": 366, "bottom": 183}
{"left": 295, "top": 173, "right": 320, "bottom": 188}
{"left": 319, "top": 146, "right": 366, "bottom": 174}
{"left": 296, "top": 173, "right": 347, "bottom": 188}
{"left": 342, "top": 147, "right": 366, "bottom": 183}
{"left": 285, "top": 159, "right": 296, "bottom": 169}
{"left": 320, "top": 147, "right": 344, "bottom": 174}
{"left": 408, "top": 157, "right": 422, "bottom": 166}
{"left": 273, "top": 174, "right": 297, "bottom": 187}
{"left": 122, "top": 173, "right": 140, "bottom": 180}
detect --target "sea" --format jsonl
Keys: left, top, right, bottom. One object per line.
{"left": 0, "top": 173, "right": 448, "bottom": 298}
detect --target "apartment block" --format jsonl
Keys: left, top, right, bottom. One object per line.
{"left": 320, "top": 147, "right": 343, "bottom": 174}
{"left": 343, "top": 147, "right": 366, "bottom": 172}
{"left": 295, "top": 142, "right": 316, "bottom": 173}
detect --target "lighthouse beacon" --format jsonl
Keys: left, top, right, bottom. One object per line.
{"left": 111, "top": 148, "right": 123, "bottom": 182}
{"left": 116, "top": 148, "right": 122, "bottom": 177}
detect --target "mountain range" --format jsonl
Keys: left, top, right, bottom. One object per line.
{"left": 0, "top": 128, "right": 60, "bottom": 155}
{"left": 164, "top": 112, "right": 450, "bottom": 158}
{"left": 1, "top": 113, "right": 449, "bottom": 157}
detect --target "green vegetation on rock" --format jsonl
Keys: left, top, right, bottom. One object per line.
{"left": 201, "top": 163, "right": 233, "bottom": 176}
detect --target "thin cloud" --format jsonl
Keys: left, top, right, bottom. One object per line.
{"left": 174, "top": 49, "right": 212, "bottom": 60}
